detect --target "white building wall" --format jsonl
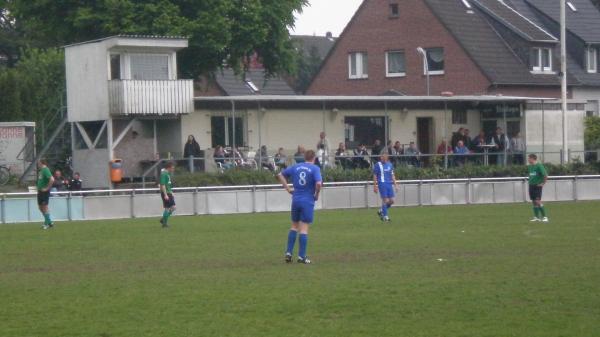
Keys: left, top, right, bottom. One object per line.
{"left": 572, "top": 87, "right": 600, "bottom": 116}
{"left": 65, "top": 42, "right": 111, "bottom": 122}
{"left": 184, "top": 107, "right": 482, "bottom": 154}
{"left": 524, "top": 103, "right": 586, "bottom": 163}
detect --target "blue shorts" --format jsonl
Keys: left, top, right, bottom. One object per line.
{"left": 291, "top": 200, "right": 315, "bottom": 224}
{"left": 378, "top": 183, "right": 395, "bottom": 199}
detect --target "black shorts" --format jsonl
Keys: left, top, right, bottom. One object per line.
{"left": 529, "top": 185, "right": 543, "bottom": 201}
{"left": 161, "top": 193, "right": 175, "bottom": 208}
{"left": 37, "top": 190, "right": 50, "bottom": 206}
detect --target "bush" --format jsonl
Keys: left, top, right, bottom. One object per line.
{"left": 172, "top": 162, "right": 600, "bottom": 187}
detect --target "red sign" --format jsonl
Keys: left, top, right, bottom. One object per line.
{"left": 0, "top": 127, "right": 25, "bottom": 139}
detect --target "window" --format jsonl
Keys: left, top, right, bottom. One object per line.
{"left": 211, "top": 116, "right": 245, "bottom": 148}
{"left": 587, "top": 47, "right": 598, "bottom": 73}
{"left": 567, "top": 1, "right": 577, "bottom": 11}
{"left": 452, "top": 109, "right": 468, "bottom": 125}
{"left": 386, "top": 51, "right": 406, "bottom": 77}
{"left": 531, "top": 47, "right": 553, "bottom": 73}
{"left": 425, "top": 48, "right": 444, "bottom": 75}
{"left": 245, "top": 79, "right": 260, "bottom": 93}
{"left": 348, "top": 52, "right": 368, "bottom": 79}
{"left": 461, "top": 0, "right": 472, "bottom": 9}
{"left": 389, "top": 3, "right": 399, "bottom": 18}
{"left": 344, "top": 116, "right": 386, "bottom": 149}
{"left": 130, "top": 54, "right": 170, "bottom": 80}
{"left": 110, "top": 54, "right": 121, "bottom": 80}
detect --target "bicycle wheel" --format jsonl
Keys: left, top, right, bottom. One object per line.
{"left": 0, "top": 166, "right": 10, "bottom": 185}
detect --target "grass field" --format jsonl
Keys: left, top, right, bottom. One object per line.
{"left": 1, "top": 202, "right": 600, "bottom": 337}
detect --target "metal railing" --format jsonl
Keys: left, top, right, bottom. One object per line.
{"left": 108, "top": 79, "right": 194, "bottom": 115}
{"left": 2, "top": 175, "right": 599, "bottom": 223}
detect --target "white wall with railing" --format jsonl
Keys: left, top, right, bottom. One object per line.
{"left": 108, "top": 80, "right": 194, "bottom": 115}
{"left": 2, "top": 176, "right": 599, "bottom": 224}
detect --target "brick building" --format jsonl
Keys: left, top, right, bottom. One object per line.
{"left": 307, "top": 0, "right": 600, "bottom": 109}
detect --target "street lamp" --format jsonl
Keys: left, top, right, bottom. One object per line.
{"left": 560, "top": 0, "right": 568, "bottom": 164}
{"left": 417, "top": 47, "right": 430, "bottom": 96}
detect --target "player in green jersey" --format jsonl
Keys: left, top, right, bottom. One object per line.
{"left": 527, "top": 154, "right": 549, "bottom": 222}
{"left": 37, "top": 159, "right": 55, "bottom": 229}
{"left": 159, "top": 162, "right": 176, "bottom": 228}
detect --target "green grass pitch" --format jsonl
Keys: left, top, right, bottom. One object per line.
{"left": 1, "top": 202, "right": 600, "bottom": 337}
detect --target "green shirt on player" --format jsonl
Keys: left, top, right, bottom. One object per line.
{"left": 37, "top": 166, "right": 52, "bottom": 190}
{"left": 528, "top": 162, "right": 547, "bottom": 186}
{"left": 160, "top": 169, "right": 173, "bottom": 194}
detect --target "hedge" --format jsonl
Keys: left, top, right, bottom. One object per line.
{"left": 173, "top": 161, "right": 600, "bottom": 187}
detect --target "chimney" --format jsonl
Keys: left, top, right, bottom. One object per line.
{"left": 325, "top": 31, "right": 333, "bottom": 40}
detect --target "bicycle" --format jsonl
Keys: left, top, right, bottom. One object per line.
{"left": 0, "top": 165, "right": 11, "bottom": 186}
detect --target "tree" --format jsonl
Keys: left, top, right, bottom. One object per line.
{"left": 0, "top": 1, "right": 22, "bottom": 67}
{"left": 585, "top": 116, "right": 600, "bottom": 150}
{"left": 0, "top": 48, "right": 65, "bottom": 122}
{"left": 6, "top": 0, "right": 307, "bottom": 77}
{"left": 292, "top": 45, "right": 324, "bottom": 94}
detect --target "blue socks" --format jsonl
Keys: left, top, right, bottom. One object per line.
{"left": 43, "top": 213, "right": 52, "bottom": 225}
{"left": 381, "top": 204, "right": 389, "bottom": 217}
{"left": 299, "top": 234, "right": 308, "bottom": 258}
{"left": 286, "top": 230, "right": 298, "bottom": 254}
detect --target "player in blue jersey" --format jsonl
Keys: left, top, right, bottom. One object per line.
{"left": 373, "top": 152, "right": 398, "bottom": 222}
{"left": 277, "top": 149, "right": 323, "bottom": 264}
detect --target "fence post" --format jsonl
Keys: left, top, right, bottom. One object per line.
{"left": 193, "top": 187, "right": 199, "bottom": 216}
{"left": 466, "top": 179, "right": 471, "bottom": 204}
{"left": 131, "top": 189, "right": 136, "bottom": 218}
{"left": 189, "top": 156, "right": 195, "bottom": 173}
{"left": 418, "top": 180, "right": 423, "bottom": 206}
{"left": 252, "top": 185, "right": 257, "bottom": 213}
{"left": 365, "top": 183, "right": 370, "bottom": 209}
{"left": 522, "top": 178, "right": 528, "bottom": 202}
{"left": 573, "top": 176, "right": 578, "bottom": 201}
{"left": 1, "top": 194, "right": 5, "bottom": 224}
{"left": 67, "top": 192, "right": 72, "bottom": 221}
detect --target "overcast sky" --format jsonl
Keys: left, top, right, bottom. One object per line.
{"left": 292, "top": 0, "right": 363, "bottom": 37}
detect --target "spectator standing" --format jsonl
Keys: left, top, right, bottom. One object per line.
{"left": 316, "top": 132, "right": 330, "bottom": 164}
{"left": 464, "top": 129, "right": 473, "bottom": 149}
{"left": 68, "top": 172, "right": 83, "bottom": 191}
{"left": 391, "top": 141, "right": 403, "bottom": 166}
{"left": 451, "top": 128, "right": 465, "bottom": 148}
{"left": 183, "top": 135, "right": 202, "bottom": 171}
{"left": 316, "top": 143, "right": 329, "bottom": 169}
{"left": 511, "top": 132, "right": 526, "bottom": 165}
{"left": 491, "top": 127, "right": 509, "bottom": 166}
{"left": 294, "top": 146, "right": 306, "bottom": 164}
{"left": 371, "top": 139, "right": 383, "bottom": 162}
{"left": 274, "top": 147, "right": 288, "bottom": 170}
{"left": 183, "top": 135, "right": 201, "bottom": 159}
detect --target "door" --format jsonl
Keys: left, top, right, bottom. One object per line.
{"left": 416, "top": 118, "right": 433, "bottom": 154}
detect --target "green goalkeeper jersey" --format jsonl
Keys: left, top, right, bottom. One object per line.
{"left": 160, "top": 169, "right": 173, "bottom": 194}
{"left": 528, "top": 162, "right": 547, "bottom": 186}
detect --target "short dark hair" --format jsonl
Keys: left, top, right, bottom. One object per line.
{"left": 528, "top": 154, "right": 537, "bottom": 160}
{"left": 39, "top": 159, "right": 48, "bottom": 165}
{"left": 165, "top": 161, "right": 175, "bottom": 169}
{"left": 304, "top": 150, "right": 316, "bottom": 162}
